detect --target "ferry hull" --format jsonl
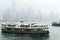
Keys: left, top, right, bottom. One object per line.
{"left": 2, "top": 28, "right": 49, "bottom": 34}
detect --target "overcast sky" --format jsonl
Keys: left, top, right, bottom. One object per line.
{"left": 0, "top": 0, "right": 60, "bottom": 12}
{"left": 0, "top": 0, "right": 60, "bottom": 20}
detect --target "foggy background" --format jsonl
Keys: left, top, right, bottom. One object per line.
{"left": 0, "top": 0, "right": 60, "bottom": 22}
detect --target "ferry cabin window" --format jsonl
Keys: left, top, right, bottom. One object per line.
{"left": 31, "top": 25, "right": 38, "bottom": 27}
{"left": 2, "top": 24, "right": 7, "bottom": 26}
{"left": 8, "top": 25, "right": 16, "bottom": 27}
{"left": 3, "top": 25, "right": 7, "bottom": 26}
{"left": 20, "top": 25, "right": 30, "bottom": 27}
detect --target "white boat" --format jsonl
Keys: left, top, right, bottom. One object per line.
{"left": 1, "top": 21, "right": 49, "bottom": 34}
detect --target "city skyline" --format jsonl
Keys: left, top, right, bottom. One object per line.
{"left": 2, "top": 7, "right": 60, "bottom": 22}
{"left": 0, "top": 0, "right": 60, "bottom": 21}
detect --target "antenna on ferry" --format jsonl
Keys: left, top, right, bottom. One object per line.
{"left": 20, "top": 21, "right": 24, "bottom": 24}
{"left": 20, "top": 21, "right": 24, "bottom": 22}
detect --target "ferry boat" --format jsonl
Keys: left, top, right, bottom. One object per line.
{"left": 52, "top": 22, "right": 60, "bottom": 26}
{"left": 1, "top": 21, "right": 49, "bottom": 34}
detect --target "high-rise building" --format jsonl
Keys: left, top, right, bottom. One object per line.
{"left": 10, "top": 0, "right": 16, "bottom": 21}
{"left": 3, "top": 9, "right": 10, "bottom": 22}
{"left": 2, "top": 0, "right": 16, "bottom": 22}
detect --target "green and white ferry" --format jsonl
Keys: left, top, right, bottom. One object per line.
{"left": 1, "top": 21, "right": 49, "bottom": 34}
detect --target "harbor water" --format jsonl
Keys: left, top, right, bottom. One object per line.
{"left": 0, "top": 21, "right": 60, "bottom": 40}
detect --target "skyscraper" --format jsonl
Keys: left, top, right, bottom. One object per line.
{"left": 10, "top": 0, "right": 16, "bottom": 21}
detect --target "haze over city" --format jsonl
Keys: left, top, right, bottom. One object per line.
{"left": 0, "top": 0, "right": 60, "bottom": 21}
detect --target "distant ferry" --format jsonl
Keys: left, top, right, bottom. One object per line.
{"left": 1, "top": 21, "right": 49, "bottom": 34}
{"left": 52, "top": 22, "right": 60, "bottom": 26}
